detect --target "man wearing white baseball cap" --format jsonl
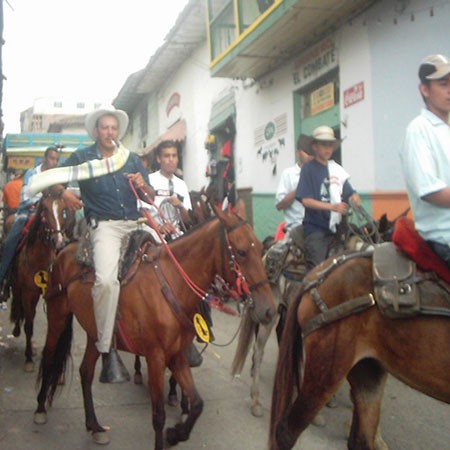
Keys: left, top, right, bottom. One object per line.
{"left": 400, "top": 54, "right": 450, "bottom": 268}
{"left": 60, "top": 105, "right": 158, "bottom": 382}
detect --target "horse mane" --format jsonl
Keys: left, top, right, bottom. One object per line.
{"left": 25, "top": 201, "right": 45, "bottom": 246}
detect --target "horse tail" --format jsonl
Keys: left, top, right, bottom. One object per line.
{"left": 230, "top": 306, "right": 256, "bottom": 377}
{"left": 36, "top": 313, "right": 73, "bottom": 406}
{"left": 269, "top": 291, "right": 304, "bottom": 450}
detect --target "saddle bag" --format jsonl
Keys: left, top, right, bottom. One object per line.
{"left": 373, "top": 242, "right": 420, "bottom": 318}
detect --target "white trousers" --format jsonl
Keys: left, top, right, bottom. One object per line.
{"left": 90, "top": 219, "right": 159, "bottom": 353}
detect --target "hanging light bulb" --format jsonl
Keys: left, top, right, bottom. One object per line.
{"left": 430, "top": 7, "right": 434, "bottom": 17}
{"left": 393, "top": 17, "right": 398, "bottom": 25}
{"left": 411, "top": 12, "right": 415, "bottom": 21}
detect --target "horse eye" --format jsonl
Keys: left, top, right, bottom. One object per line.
{"left": 63, "top": 210, "right": 68, "bottom": 220}
{"left": 236, "top": 249, "right": 247, "bottom": 258}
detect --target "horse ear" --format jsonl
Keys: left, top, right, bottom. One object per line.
{"left": 235, "top": 198, "right": 247, "bottom": 220}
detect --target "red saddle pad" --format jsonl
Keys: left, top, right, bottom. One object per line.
{"left": 392, "top": 217, "right": 450, "bottom": 283}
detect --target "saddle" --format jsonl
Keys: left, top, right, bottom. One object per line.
{"left": 264, "top": 225, "right": 307, "bottom": 283}
{"left": 373, "top": 241, "right": 450, "bottom": 319}
{"left": 73, "top": 218, "right": 158, "bottom": 284}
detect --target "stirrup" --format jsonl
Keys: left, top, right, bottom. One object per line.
{"left": 99, "top": 348, "right": 130, "bottom": 383}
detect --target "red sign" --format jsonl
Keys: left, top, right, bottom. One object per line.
{"left": 166, "top": 92, "right": 180, "bottom": 117}
{"left": 344, "top": 82, "right": 364, "bottom": 108}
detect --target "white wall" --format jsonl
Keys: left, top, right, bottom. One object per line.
{"left": 337, "top": 20, "right": 375, "bottom": 192}
{"left": 234, "top": 67, "right": 297, "bottom": 194}
{"left": 156, "top": 44, "right": 233, "bottom": 191}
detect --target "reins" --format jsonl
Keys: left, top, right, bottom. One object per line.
{"left": 128, "top": 181, "right": 257, "bottom": 313}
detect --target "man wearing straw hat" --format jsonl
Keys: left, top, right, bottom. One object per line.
{"left": 58, "top": 105, "right": 158, "bottom": 382}
{"left": 296, "top": 125, "right": 360, "bottom": 270}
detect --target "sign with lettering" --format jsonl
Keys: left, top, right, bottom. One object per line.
{"left": 310, "top": 82, "right": 335, "bottom": 116}
{"left": 7, "top": 156, "right": 35, "bottom": 169}
{"left": 292, "top": 38, "right": 338, "bottom": 88}
{"left": 344, "top": 82, "right": 365, "bottom": 108}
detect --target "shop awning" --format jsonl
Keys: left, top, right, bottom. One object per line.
{"left": 208, "top": 89, "right": 236, "bottom": 131}
{"left": 143, "top": 119, "right": 186, "bottom": 155}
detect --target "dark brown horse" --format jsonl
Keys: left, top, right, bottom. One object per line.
{"left": 9, "top": 189, "right": 75, "bottom": 371}
{"left": 33, "top": 203, "right": 276, "bottom": 450}
{"left": 269, "top": 250, "right": 450, "bottom": 450}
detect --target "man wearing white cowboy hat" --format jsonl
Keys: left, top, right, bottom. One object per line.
{"left": 59, "top": 105, "right": 158, "bottom": 382}
{"left": 400, "top": 54, "right": 450, "bottom": 268}
{"left": 296, "top": 125, "right": 360, "bottom": 270}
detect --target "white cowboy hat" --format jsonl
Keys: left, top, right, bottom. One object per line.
{"left": 84, "top": 105, "right": 129, "bottom": 140}
{"left": 297, "top": 126, "right": 340, "bottom": 155}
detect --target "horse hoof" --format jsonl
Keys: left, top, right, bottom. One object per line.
{"left": 33, "top": 412, "right": 47, "bottom": 425}
{"left": 134, "top": 373, "right": 143, "bottom": 385}
{"left": 251, "top": 403, "right": 264, "bottom": 417}
{"left": 91, "top": 431, "right": 110, "bottom": 445}
{"left": 312, "top": 414, "right": 326, "bottom": 427}
{"left": 168, "top": 394, "right": 178, "bottom": 407}
{"left": 24, "top": 362, "right": 34, "bottom": 373}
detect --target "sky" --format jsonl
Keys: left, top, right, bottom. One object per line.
{"left": 2, "top": 0, "right": 190, "bottom": 133}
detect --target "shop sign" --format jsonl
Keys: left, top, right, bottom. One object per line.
{"left": 7, "top": 156, "right": 36, "bottom": 169}
{"left": 310, "top": 82, "right": 335, "bottom": 116}
{"left": 292, "top": 38, "right": 338, "bottom": 88}
{"left": 344, "top": 82, "right": 364, "bottom": 108}
{"left": 254, "top": 114, "right": 287, "bottom": 175}
{"left": 166, "top": 92, "right": 180, "bottom": 117}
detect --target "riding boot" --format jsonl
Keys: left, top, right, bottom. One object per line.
{"left": 99, "top": 348, "right": 130, "bottom": 383}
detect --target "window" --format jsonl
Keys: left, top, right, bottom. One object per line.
{"left": 76, "top": 102, "right": 85, "bottom": 109}
{"left": 208, "top": 0, "right": 236, "bottom": 60}
{"left": 53, "top": 101, "right": 63, "bottom": 108}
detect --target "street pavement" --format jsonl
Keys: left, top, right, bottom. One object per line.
{"left": 0, "top": 299, "right": 449, "bottom": 450}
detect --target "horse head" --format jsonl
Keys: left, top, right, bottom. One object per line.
{"left": 38, "top": 189, "right": 75, "bottom": 250}
{"left": 211, "top": 200, "right": 276, "bottom": 325}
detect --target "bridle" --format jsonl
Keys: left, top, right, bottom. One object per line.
{"left": 219, "top": 218, "right": 270, "bottom": 310}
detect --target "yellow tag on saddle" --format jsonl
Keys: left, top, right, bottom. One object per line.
{"left": 193, "top": 313, "right": 211, "bottom": 343}
{"left": 34, "top": 270, "right": 48, "bottom": 295}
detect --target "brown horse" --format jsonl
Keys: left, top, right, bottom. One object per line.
{"left": 33, "top": 203, "right": 276, "bottom": 450}
{"left": 269, "top": 250, "right": 450, "bottom": 450}
{"left": 8, "top": 189, "right": 75, "bottom": 371}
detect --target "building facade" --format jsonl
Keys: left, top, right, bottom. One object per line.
{"left": 115, "top": 0, "right": 450, "bottom": 239}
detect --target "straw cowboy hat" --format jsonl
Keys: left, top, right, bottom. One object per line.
{"left": 297, "top": 126, "right": 340, "bottom": 155}
{"left": 85, "top": 105, "right": 129, "bottom": 140}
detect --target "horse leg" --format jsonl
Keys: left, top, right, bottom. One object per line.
{"left": 250, "top": 317, "right": 276, "bottom": 417}
{"left": 22, "top": 291, "right": 40, "bottom": 372}
{"left": 79, "top": 337, "right": 109, "bottom": 445}
{"left": 134, "top": 355, "right": 143, "bottom": 384}
{"left": 347, "top": 358, "right": 388, "bottom": 450}
{"left": 145, "top": 354, "right": 167, "bottom": 450}
{"left": 168, "top": 374, "right": 178, "bottom": 407}
{"left": 34, "top": 310, "right": 73, "bottom": 425}
{"left": 165, "top": 353, "right": 203, "bottom": 447}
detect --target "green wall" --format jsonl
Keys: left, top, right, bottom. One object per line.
{"left": 252, "top": 193, "right": 284, "bottom": 240}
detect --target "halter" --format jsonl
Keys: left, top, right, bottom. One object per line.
{"left": 220, "top": 219, "right": 270, "bottom": 311}
{"left": 129, "top": 180, "right": 267, "bottom": 311}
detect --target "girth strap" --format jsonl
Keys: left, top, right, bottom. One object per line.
{"left": 303, "top": 293, "right": 375, "bottom": 337}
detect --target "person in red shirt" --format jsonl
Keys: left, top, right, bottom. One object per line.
{"left": 3, "top": 170, "right": 25, "bottom": 214}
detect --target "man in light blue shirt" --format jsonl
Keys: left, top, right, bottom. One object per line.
{"left": 400, "top": 54, "right": 450, "bottom": 267}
